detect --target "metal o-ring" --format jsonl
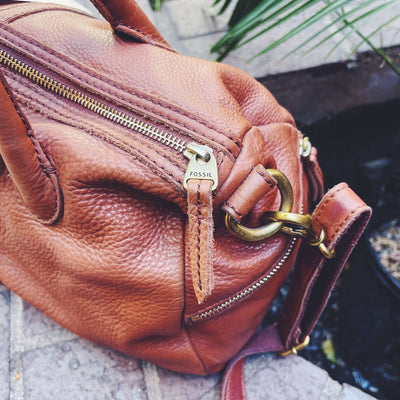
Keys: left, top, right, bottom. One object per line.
{"left": 225, "top": 169, "right": 294, "bottom": 242}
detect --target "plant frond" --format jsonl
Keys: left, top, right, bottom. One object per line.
{"left": 211, "top": 0, "right": 400, "bottom": 75}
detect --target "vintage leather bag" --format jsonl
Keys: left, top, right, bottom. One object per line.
{"left": 0, "top": 1, "right": 371, "bottom": 397}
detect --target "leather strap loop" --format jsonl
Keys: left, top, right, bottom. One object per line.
{"left": 89, "top": 0, "right": 172, "bottom": 49}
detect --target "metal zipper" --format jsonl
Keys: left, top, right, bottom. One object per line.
{"left": 0, "top": 49, "right": 186, "bottom": 152}
{"left": 0, "top": 48, "right": 219, "bottom": 187}
{"left": 189, "top": 236, "right": 298, "bottom": 323}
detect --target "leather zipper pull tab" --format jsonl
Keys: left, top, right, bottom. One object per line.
{"left": 184, "top": 144, "right": 218, "bottom": 304}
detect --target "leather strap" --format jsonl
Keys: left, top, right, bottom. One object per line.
{"left": 221, "top": 183, "right": 371, "bottom": 400}
{"left": 89, "top": 0, "right": 172, "bottom": 49}
{"left": 221, "top": 324, "right": 284, "bottom": 400}
{"left": 278, "top": 183, "right": 371, "bottom": 348}
{"left": 0, "top": 71, "right": 62, "bottom": 223}
{"left": 187, "top": 179, "right": 215, "bottom": 304}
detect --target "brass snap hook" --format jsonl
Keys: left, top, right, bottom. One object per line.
{"left": 225, "top": 169, "right": 294, "bottom": 241}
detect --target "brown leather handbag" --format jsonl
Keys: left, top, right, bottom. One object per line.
{"left": 0, "top": 1, "right": 371, "bottom": 398}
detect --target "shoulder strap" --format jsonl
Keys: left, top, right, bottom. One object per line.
{"left": 221, "top": 183, "right": 371, "bottom": 400}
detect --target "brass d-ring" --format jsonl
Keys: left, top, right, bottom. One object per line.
{"left": 225, "top": 169, "right": 294, "bottom": 241}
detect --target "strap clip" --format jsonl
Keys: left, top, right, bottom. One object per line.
{"left": 263, "top": 211, "right": 335, "bottom": 259}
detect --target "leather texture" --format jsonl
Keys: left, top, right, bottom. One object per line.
{"left": 0, "top": 0, "right": 369, "bottom": 376}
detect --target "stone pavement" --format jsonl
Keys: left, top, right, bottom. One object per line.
{"left": 0, "top": 283, "right": 375, "bottom": 400}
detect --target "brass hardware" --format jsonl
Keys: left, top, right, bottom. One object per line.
{"left": 309, "top": 229, "right": 336, "bottom": 259}
{"left": 262, "top": 211, "right": 313, "bottom": 238}
{"left": 317, "top": 242, "right": 335, "bottom": 259}
{"left": 280, "top": 335, "right": 310, "bottom": 357}
{"left": 263, "top": 211, "right": 336, "bottom": 259}
{"left": 183, "top": 143, "right": 218, "bottom": 191}
{"left": 299, "top": 137, "right": 312, "bottom": 159}
{"left": 184, "top": 143, "right": 211, "bottom": 162}
{"left": 309, "top": 228, "right": 325, "bottom": 246}
{"left": 225, "top": 169, "right": 294, "bottom": 241}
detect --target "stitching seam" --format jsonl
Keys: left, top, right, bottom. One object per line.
{"left": 10, "top": 79, "right": 186, "bottom": 189}
{"left": 196, "top": 181, "right": 202, "bottom": 292}
{"left": 5, "top": 6, "right": 88, "bottom": 24}
{"left": 0, "top": 23, "right": 241, "bottom": 151}
{"left": 255, "top": 168, "right": 275, "bottom": 188}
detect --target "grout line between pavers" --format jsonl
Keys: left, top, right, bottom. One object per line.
{"left": 142, "top": 360, "right": 163, "bottom": 400}
{"left": 199, "top": 386, "right": 219, "bottom": 400}
{"left": 24, "top": 328, "right": 78, "bottom": 352}
{"left": 9, "top": 293, "right": 24, "bottom": 400}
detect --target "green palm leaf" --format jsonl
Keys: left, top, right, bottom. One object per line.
{"left": 211, "top": 0, "right": 400, "bottom": 75}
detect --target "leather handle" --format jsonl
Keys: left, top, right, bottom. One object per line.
{"left": 89, "top": 0, "right": 172, "bottom": 49}
{"left": 0, "top": 71, "right": 62, "bottom": 223}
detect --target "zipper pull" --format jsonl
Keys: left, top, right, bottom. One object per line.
{"left": 183, "top": 143, "right": 218, "bottom": 192}
{"left": 184, "top": 143, "right": 218, "bottom": 304}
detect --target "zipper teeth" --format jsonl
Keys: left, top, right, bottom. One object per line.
{"left": 0, "top": 49, "right": 187, "bottom": 153}
{"left": 190, "top": 237, "right": 298, "bottom": 322}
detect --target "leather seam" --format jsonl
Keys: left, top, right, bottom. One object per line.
{"left": 184, "top": 326, "right": 209, "bottom": 374}
{"left": 5, "top": 6, "right": 89, "bottom": 24}
{"left": 327, "top": 205, "right": 365, "bottom": 244}
{"left": 115, "top": 24, "right": 173, "bottom": 52}
{"left": 14, "top": 72, "right": 189, "bottom": 175}
{"left": 9, "top": 79, "right": 188, "bottom": 190}
{"left": 224, "top": 200, "right": 243, "bottom": 218}
{"left": 314, "top": 184, "right": 347, "bottom": 222}
{"left": 196, "top": 181, "right": 202, "bottom": 292}
{"left": 255, "top": 168, "right": 275, "bottom": 188}
{"left": 0, "top": 23, "right": 241, "bottom": 152}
